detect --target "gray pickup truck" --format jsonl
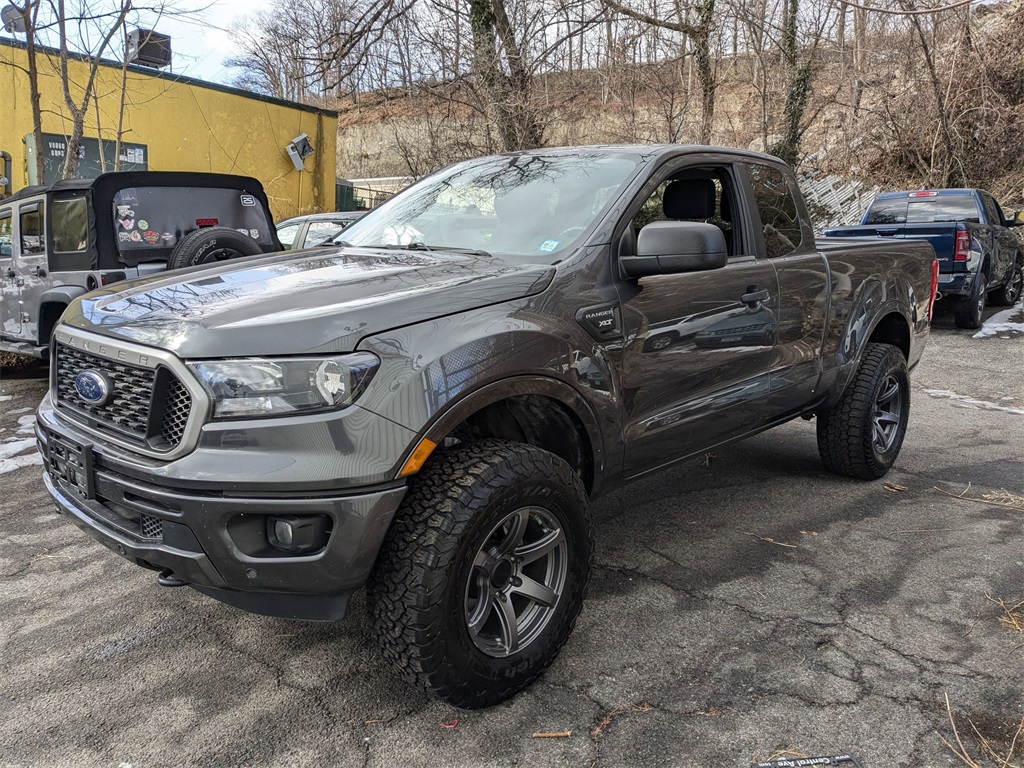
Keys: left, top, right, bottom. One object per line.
{"left": 35, "top": 146, "right": 937, "bottom": 708}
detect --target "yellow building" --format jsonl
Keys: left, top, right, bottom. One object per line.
{"left": 0, "top": 38, "right": 337, "bottom": 221}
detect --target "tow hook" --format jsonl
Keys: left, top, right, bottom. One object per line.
{"left": 157, "top": 569, "right": 188, "bottom": 588}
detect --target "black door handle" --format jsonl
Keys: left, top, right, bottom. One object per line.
{"left": 741, "top": 288, "right": 770, "bottom": 307}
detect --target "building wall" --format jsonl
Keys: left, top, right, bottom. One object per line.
{"left": 0, "top": 40, "right": 337, "bottom": 221}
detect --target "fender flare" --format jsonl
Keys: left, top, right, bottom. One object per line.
{"left": 37, "top": 286, "right": 88, "bottom": 345}
{"left": 411, "top": 375, "right": 608, "bottom": 492}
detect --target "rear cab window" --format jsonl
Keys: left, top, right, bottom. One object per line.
{"left": 865, "top": 194, "right": 981, "bottom": 224}
{"left": 113, "top": 187, "right": 273, "bottom": 255}
{"left": 745, "top": 162, "right": 804, "bottom": 258}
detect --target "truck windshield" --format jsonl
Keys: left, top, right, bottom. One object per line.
{"left": 864, "top": 194, "right": 980, "bottom": 225}
{"left": 340, "top": 152, "right": 642, "bottom": 265}
{"left": 112, "top": 187, "right": 274, "bottom": 254}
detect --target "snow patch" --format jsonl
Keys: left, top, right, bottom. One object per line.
{"left": 973, "top": 303, "right": 1024, "bottom": 338}
{"left": 16, "top": 415, "right": 36, "bottom": 435}
{"left": 0, "top": 395, "right": 12, "bottom": 402}
{"left": 0, "top": 438, "right": 36, "bottom": 460}
{"left": 924, "top": 389, "right": 1024, "bottom": 415}
{"left": 0, "top": 452, "right": 42, "bottom": 474}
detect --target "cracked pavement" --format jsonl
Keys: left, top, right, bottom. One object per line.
{"left": 1, "top": 303, "right": 1022, "bottom": 767}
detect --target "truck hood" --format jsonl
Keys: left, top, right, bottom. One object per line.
{"left": 62, "top": 247, "right": 555, "bottom": 357}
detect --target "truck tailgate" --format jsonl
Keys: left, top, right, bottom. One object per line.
{"left": 823, "top": 223, "right": 960, "bottom": 273}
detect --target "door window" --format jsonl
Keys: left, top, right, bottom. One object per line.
{"left": 979, "top": 194, "right": 1002, "bottom": 226}
{"left": 276, "top": 223, "right": 300, "bottom": 249}
{"left": 745, "top": 163, "right": 803, "bottom": 259}
{"left": 0, "top": 212, "right": 11, "bottom": 259}
{"left": 19, "top": 205, "right": 45, "bottom": 255}
{"left": 305, "top": 220, "right": 346, "bottom": 247}
{"left": 630, "top": 166, "right": 741, "bottom": 257}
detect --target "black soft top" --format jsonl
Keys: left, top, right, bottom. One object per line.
{"left": 3, "top": 171, "right": 277, "bottom": 270}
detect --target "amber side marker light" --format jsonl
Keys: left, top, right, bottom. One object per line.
{"left": 400, "top": 438, "right": 438, "bottom": 476}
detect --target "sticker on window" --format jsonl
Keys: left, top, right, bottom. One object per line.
{"left": 240, "top": 195, "right": 256, "bottom": 207}
{"left": 538, "top": 239, "right": 560, "bottom": 253}
{"left": 138, "top": 219, "right": 149, "bottom": 230}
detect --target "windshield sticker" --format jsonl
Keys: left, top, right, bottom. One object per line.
{"left": 142, "top": 230, "right": 160, "bottom": 244}
{"left": 129, "top": 230, "right": 142, "bottom": 242}
{"left": 119, "top": 189, "right": 138, "bottom": 205}
{"left": 138, "top": 219, "right": 149, "bottom": 230}
{"left": 117, "top": 205, "right": 135, "bottom": 217}
{"left": 162, "top": 232, "right": 175, "bottom": 242}
{"left": 538, "top": 239, "right": 560, "bottom": 253}
{"left": 118, "top": 232, "right": 130, "bottom": 242}
{"left": 120, "top": 218, "right": 135, "bottom": 230}
{"left": 240, "top": 194, "right": 256, "bottom": 207}
{"left": 249, "top": 229, "right": 259, "bottom": 239}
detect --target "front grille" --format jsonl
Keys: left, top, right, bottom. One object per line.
{"left": 56, "top": 344, "right": 154, "bottom": 438}
{"left": 54, "top": 342, "right": 192, "bottom": 452}
{"left": 160, "top": 378, "right": 192, "bottom": 447}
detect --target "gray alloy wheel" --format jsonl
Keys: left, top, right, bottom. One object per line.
{"left": 871, "top": 374, "right": 904, "bottom": 454}
{"left": 991, "top": 260, "right": 1023, "bottom": 306}
{"left": 368, "top": 439, "right": 592, "bottom": 709}
{"left": 464, "top": 506, "right": 568, "bottom": 658}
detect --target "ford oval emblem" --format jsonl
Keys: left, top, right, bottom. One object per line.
{"left": 74, "top": 370, "right": 112, "bottom": 405}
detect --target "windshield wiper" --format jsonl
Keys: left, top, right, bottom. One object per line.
{"left": 362, "top": 242, "right": 493, "bottom": 259}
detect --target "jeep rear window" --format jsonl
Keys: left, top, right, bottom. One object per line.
{"left": 112, "top": 187, "right": 273, "bottom": 252}
{"left": 864, "top": 195, "right": 981, "bottom": 225}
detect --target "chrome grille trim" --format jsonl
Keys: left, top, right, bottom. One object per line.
{"left": 51, "top": 326, "right": 211, "bottom": 461}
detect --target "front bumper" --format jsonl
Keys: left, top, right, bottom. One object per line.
{"left": 36, "top": 413, "right": 408, "bottom": 621}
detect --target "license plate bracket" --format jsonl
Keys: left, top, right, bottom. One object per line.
{"left": 46, "top": 432, "right": 96, "bottom": 500}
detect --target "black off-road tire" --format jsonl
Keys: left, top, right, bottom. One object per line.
{"left": 954, "top": 272, "right": 987, "bottom": 329}
{"left": 816, "top": 342, "right": 910, "bottom": 480}
{"left": 990, "top": 258, "right": 1023, "bottom": 307}
{"left": 166, "top": 227, "right": 262, "bottom": 270}
{"left": 367, "top": 439, "right": 592, "bottom": 709}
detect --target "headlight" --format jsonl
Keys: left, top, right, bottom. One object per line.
{"left": 189, "top": 353, "right": 379, "bottom": 419}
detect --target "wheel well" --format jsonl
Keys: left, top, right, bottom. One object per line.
{"left": 868, "top": 312, "right": 910, "bottom": 360}
{"left": 446, "top": 395, "right": 595, "bottom": 494}
{"left": 37, "top": 302, "right": 66, "bottom": 347}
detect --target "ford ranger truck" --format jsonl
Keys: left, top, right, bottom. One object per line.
{"left": 35, "top": 146, "right": 938, "bottom": 709}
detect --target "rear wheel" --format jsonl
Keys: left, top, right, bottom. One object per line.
{"left": 991, "top": 259, "right": 1023, "bottom": 307}
{"left": 166, "top": 227, "right": 262, "bottom": 270}
{"left": 367, "top": 439, "right": 592, "bottom": 709}
{"left": 954, "top": 272, "right": 987, "bottom": 329}
{"left": 817, "top": 342, "right": 910, "bottom": 480}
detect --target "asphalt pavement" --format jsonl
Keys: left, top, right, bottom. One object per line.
{"left": 1, "top": 301, "right": 1022, "bottom": 768}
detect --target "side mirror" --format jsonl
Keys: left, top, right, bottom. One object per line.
{"left": 620, "top": 221, "right": 728, "bottom": 279}
{"left": 1008, "top": 210, "right": 1024, "bottom": 227}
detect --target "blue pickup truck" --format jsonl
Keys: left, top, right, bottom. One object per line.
{"left": 823, "top": 189, "right": 1023, "bottom": 329}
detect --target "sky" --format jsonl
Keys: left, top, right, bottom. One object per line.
{"left": 132, "top": 0, "right": 276, "bottom": 86}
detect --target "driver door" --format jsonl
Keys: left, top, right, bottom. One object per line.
{"left": 615, "top": 158, "right": 779, "bottom": 478}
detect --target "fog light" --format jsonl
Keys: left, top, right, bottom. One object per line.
{"left": 267, "top": 514, "right": 331, "bottom": 555}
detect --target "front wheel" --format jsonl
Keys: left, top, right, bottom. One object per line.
{"left": 367, "top": 439, "right": 592, "bottom": 709}
{"left": 816, "top": 342, "right": 910, "bottom": 480}
{"left": 954, "top": 272, "right": 987, "bottom": 329}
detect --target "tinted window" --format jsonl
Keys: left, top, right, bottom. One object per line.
{"left": 20, "top": 205, "right": 45, "bottom": 254}
{"left": 0, "top": 213, "right": 11, "bottom": 259}
{"left": 632, "top": 170, "right": 739, "bottom": 256}
{"left": 113, "top": 187, "right": 273, "bottom": 253}
{"left": 746, "top": 163, "right": 803, "bottom": 258}
{"left": 53, "top": 198, "right": 88, "bottom": 253}
{"left": 864, "top": 195, "right": 981, "bottom": 224}
{"left": 979, "top": 194, "right": 1001, "bottom": 225}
